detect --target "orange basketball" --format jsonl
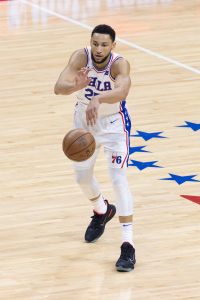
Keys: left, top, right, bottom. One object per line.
{"left": 62, "top": 128, "right": 96, "bottom": 162}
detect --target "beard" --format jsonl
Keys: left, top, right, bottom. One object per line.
{"left": 91, "top": 52, "right": 111, "bottom": 64}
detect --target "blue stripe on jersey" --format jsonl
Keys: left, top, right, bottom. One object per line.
{"left": 120, "top": 100, "right": 132, "bottom": 167}
{"left": 120, "top": 100, "right": 131, "bottom": 134}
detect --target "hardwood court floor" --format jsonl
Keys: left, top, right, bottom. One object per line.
{"left": 0, "top": 0, "right": 200, "bottom": 299}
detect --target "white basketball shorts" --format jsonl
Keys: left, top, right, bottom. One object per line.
{"left": 73, "top": 101, "right": 131, "bottom": 170}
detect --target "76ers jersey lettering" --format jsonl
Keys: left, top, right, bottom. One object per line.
{"left": 85, "top": 77, "right": 112, "bottom": 100}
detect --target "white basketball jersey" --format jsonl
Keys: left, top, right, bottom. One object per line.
{"left": 76, "top": 46, "right": 127, "bottom": 116}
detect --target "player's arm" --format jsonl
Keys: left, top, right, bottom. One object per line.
{"left": 99, "top": 58, "right": 131, "bottom": 104}
{"left": 54, "top": 49, "right": 90, "bottom": 95}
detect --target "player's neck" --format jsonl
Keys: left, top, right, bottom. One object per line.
{"left": 92, "top": 54, "right": 111, "bottom": 70}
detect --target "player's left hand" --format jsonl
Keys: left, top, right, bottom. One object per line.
{"left": 86, "top": 96, "right": 101, "bottom": 126}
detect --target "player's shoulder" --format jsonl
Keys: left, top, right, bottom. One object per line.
{"left": 69, "top": 48, "right": 87, "bottom": 68}
{"left": 112, "top": 55, "right": 130, "bottom": 68}
{"left": 71, "top": 48, "right": 87, "bottom": 60}
{"left": 111, "top": 55, "right": 130, "bottom": 78}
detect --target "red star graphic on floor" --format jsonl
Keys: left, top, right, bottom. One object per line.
{"left": 180, "top": 195, "right": 200, "bottom": 205}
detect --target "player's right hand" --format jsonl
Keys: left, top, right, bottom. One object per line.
{"left": 75, "top": 67, "right": 91, "bottom": 90}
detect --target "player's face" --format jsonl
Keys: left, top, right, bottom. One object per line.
{"left": 90, "top": 33, "right": 116, "bottom": 65}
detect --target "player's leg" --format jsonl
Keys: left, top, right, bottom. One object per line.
{"left": 73, "top": 102, "right": 107, "bottom": 214}
{"left": 73, "top": 151, "right": 116, "bottom": 243}
{"left": 73, "top": 103, "right": 116, "bottom": 242}
{"left": 104, "top": 109, "right": 136, "bottom": 271}
{"left": 73, "top": 147, "right": 105, "bottom": 212}
{"left": 108, "top": 167, "right": 136, "bottom": 272}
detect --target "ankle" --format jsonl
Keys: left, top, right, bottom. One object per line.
{"left": 91, "top": 194, "right": 107, "bottom": 214}
{"left": 121, "top": 223, "right": 134, "bottom": 246}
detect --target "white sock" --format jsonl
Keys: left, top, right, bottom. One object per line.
{"left": 92, "top": 194, "right": 107, "bottom": 214}
{"left": 121, "top": 223, "right": 134, "bottom": 246}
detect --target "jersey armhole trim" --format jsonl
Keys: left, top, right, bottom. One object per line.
{"left": 109, "top": 56, "right": 123, "bottom": 81}
{"left": 84, "top": 47, "right": 89, "bottom": 67}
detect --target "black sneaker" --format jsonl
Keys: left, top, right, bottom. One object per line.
{"left": 85, "top": 200, "right": 116, "bottom": 243}
{"left": 115, "top": 242, "right": 136, "bottom": 272}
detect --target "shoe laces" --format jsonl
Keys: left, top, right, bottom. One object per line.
{"left": 120, "top": 243, "right": 134, "bottom": 260}
{"left": 90, "top": 212, "right": 105, "bottom": 228}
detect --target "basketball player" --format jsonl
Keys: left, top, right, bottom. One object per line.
{"left": 54, "top": 24, "right": 136, "bottom": 272}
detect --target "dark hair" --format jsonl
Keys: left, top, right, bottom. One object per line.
{"left": 91, "top": 24, "right": 116, "bottom": 42}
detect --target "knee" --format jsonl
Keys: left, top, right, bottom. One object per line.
{"left": 110, "top": 169, "right": 128, "bottom": 187}
{"left": 75, "top": 170, "right": 92, "bottom": 186}
{"left": 111, "top": 177, "right": 127, "bottom": 187}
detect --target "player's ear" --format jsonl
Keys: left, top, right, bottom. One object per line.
{"left": 112, "top": 41, "right": 116, "bottom": 50}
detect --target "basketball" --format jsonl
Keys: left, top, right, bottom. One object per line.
{"left": 62, "top": 128, "right": 96, "bottom": 162}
